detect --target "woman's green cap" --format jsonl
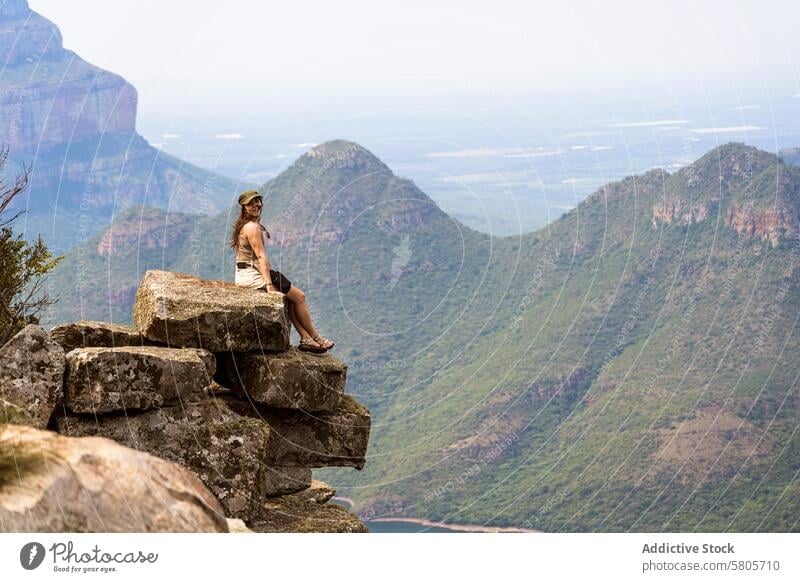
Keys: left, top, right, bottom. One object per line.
{"left": 238, "top": 190, "right": 262, "bottom": 205}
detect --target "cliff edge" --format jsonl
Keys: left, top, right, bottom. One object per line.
{"left": 0, "top": 270, "right": 371, "bottom": 533}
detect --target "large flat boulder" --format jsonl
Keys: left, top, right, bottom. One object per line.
{"left": 230, "top": 394, "right": 371, "bottom": 469}
{"left": 0, "top": 325, "right": 65, "bottom": 429}
{"left": 49, "top": 320, "right": 152, "bottom": 351}
{"left": 216, "top": 348, "right": 346, "bottom": 411}
{"left": 55, "top": 396, "right": 272, "bottom": 521}
{"left": 64, "top": 346, "right": 214, "bottom": 414}
{"left": 0, "top": 424, "right": 230, "bottom": 532}
{"left": 133, "top": 270, "right": 290, "bottom": 352}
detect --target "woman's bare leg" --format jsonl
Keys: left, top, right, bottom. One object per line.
{"left": 284, "top": 286, "right": 320, "bottom": 339}
{"left": 287, "top": 300, "right": 311, "bottom": 340}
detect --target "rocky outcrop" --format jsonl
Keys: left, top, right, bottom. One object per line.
{"left": 55, "top": 392, "right": 363, "bottom": 518}
{"left": 243, "top": 395, "right": 370, "bottom": 469}
{"left": 55, "top": 395, "right": 272, "bottom": 520}
{"left": 261, "top": 465, "right": 313, "bottom": 497}
{"left": 291, "top": 480, "right": 337, "bottom": 504}
{"left": 26, "top": 270, "right": 371, "bottom": 532}
{"left": 250, "top": 495, "right": 368, "bottom": 533}
{"left": 133, "top": 270, "right": 290, "bottom": 352}
{"left": 64, "top": 346, "right": 214, "bottom": 414}
{"left": 650, "top": 144, "right": 800, "bottom": 247}
{"left": 0, "top": 325, "right": 64, "bottom": 429}
{"left": 652, "top": 200, "right": 712, "bottom": 227}
{"left": 724, "top": 202, "right": 800, "bottom": 247}
{"left": 0, "top": 425, "right": 230, "bottom": 533}
{"left": 653, "top": 198, "right": 800, "bottom": 247}
{"left": 216, "top": 347, "right": 347, "bottom": 411}
{"left": 50, "top": 320, "right": 151, "bottom": 351}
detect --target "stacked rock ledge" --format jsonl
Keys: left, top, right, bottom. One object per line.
{"left": 64, "top": 346, "right": 213, "bottom": 414}
{"left": 216, "top": 347, "right": 347, "bottom": 411}
{"left": 232, "top": 394, "right": 371, "bottom": 469}
{"left": 1, "top": 270, "right": 371, "bottom": 532}
{"left": 50, "top": 320, "right": 153, "bottom": 351}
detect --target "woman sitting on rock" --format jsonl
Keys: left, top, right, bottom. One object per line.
{"left": 231, "top": 189, "right": 334, "bottom": 354}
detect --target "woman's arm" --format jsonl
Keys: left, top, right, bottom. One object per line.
{"left": 244, "top": 223, "right": 277, "bottom": 292}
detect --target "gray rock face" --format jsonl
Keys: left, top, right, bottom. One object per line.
{"left": 231, "top": 395, "right": 370, "bottom": 469}
{"left": 0, "top": 5, "right": 137, "bottom": 154}
{"left": 133, "top": 270, "right": 290, "bottom": 352}
{"left": 291, "top": 480, "right": 337, "bottom": 504}
{"left": 55, "top": 397, "right": 271, "bottom": 521}
{"left": 0, "top": 424, "right": 230, "bottom": 532}
{"left": 64, "top": 346, "right": 213, "bottom": 414}
{"left": 216, "top": 348, "right": 346, "bottom": 411}
{"left": 0, "top": 325, "right": 65, "bottom": 429}
{"left": 261, "top": 465, "right": 313, "bottom": 497}
{"left": 49, "top": 320, "right": 150, "bottom": 352}
{"left": 250, "top": 495, "right": 368, "bottom": 533}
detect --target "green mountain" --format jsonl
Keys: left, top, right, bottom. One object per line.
{"left": 46, "top": 141, "right": 800, "bottom": 531}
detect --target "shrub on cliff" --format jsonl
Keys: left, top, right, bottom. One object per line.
{"left": 0, "top": 147, "right": 62, "bottom": 346}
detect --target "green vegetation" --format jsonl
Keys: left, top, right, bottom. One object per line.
{"left": 44, "top": 141, "right": 800, "bottom": 531}
{"left": 0, "top": 148, "right": 63, "bottom": 345}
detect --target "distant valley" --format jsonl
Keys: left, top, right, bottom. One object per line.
{"left": 4, "top": 0, "right": 800, "bottom": 532}
{"left": 45, "top": 140, "right": 800, "bottom": 531}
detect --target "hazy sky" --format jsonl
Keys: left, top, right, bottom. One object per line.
{"left": 27, "top": 0, "right": 800, "bottom": 119}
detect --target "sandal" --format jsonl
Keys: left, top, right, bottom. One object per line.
{"left": 312, "top": 335, "right": 335, "bottom": 350}
{"left": 298, "top": 337, "right": 328, "bottom": 354}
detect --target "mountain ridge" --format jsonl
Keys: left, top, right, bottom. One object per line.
{"left": 254, "top": 139, "right": 482, "bottom": 249}
{"left": 43, "top": 137, "right": 800, "bottom": 531}
{"left": 649, "top": 143, "right": 799, "bottom": 245}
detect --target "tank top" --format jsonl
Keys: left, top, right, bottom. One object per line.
{"left": 235, "top": 223, "right": 271, "bottom": 266}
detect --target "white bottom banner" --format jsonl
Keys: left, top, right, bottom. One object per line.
{"left": 0, "top": 533, "right": 797, "bottom": 581}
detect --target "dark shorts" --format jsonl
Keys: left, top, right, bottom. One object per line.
{"left": 235, "top": 262, "right": 292, "bottom": 293}
{"left": 267, "top": 269, "right": 292, "bottom": 293}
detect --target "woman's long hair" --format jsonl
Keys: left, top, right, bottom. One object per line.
{"left": 229, "top": 206, "right": 271, "bottom": 250}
